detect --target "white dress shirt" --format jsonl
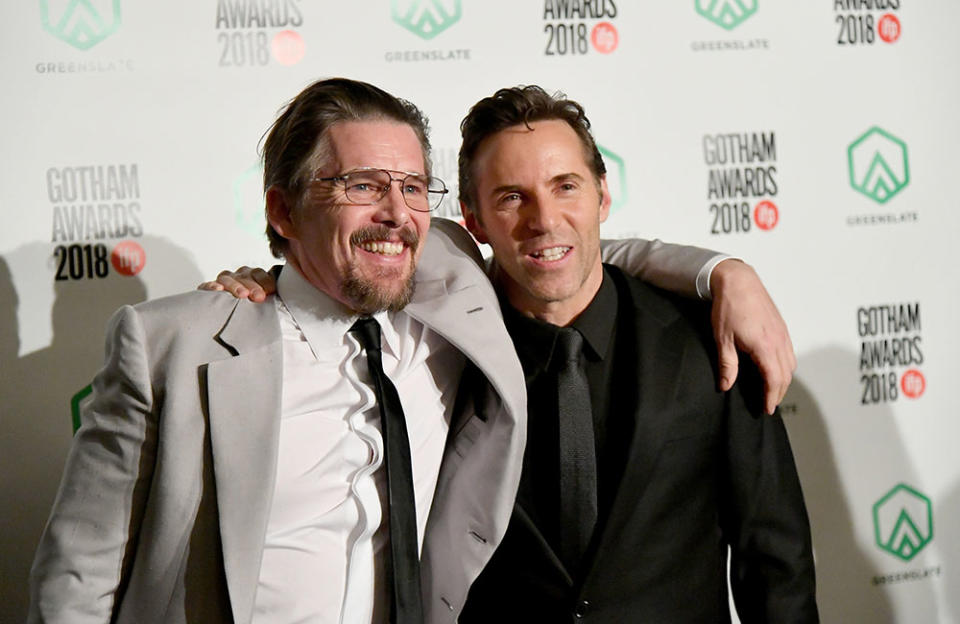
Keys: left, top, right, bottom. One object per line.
{"left": 252, "top": 266, "right": 465, "bottom": 624}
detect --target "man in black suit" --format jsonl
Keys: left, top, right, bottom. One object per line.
{"left": 456, "top": 86, "right": 818, "bottom": 623}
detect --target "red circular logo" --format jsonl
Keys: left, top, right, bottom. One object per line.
{"left": 591, "top": 22, "right": 619, "bottom": 54}
{"left": 111, "top": 241, "right": 146, "bottom": 277}
{"left": 878, "top": 14, "right": 901, "bottom": 43}
{"left": 272, "top": 30, "right": 305, "bottom": 66}
{"left": 900, "top": 369, "right": 925, "bottom": 399}
{"left": 753, "top": 200, "right": 779, "bottom": 231}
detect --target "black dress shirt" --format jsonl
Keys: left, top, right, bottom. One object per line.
{"left": 501, "top": 266, "right": 636, "bottom": 576}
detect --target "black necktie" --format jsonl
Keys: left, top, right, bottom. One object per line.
{"left": 350, "top": 317, "right": 423, "bottom": 624}
{"left": 555, "top": 327, "right": 598, "bottom": 574}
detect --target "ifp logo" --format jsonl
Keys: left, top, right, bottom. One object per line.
{"left": 848, "top": 127, "right": 909, "bottom": 205}
{"left": 873, "top": 483, "right": 933, "bottom": 562}
{"left": 40, "top": 0, "right": 121, "bottom": 50}
{"left": 695, "top": 0, "right": 757, "bottom": 30}
{"left": 392, "top": 0, "right": 461, "bottom": 40}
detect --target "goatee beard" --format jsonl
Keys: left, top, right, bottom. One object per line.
{"left": 344, "top": 225, "right": 419, "bottom": 315}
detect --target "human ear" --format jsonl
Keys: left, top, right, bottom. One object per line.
{"left": 598, "top": 176, "right": 612, "bottom": 223}
{"left": 266, "top": 186, "right": 297, "bottom": 240}
{"left": 461, "top": 200, "right": 490, "bottom": 244}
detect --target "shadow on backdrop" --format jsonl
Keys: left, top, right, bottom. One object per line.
{"left": 0, "top": 237, "right": 202, "bottom": 623}
{"left": 940, "top": 479, "right": 959, "bottom": 622}
{"left": 785, "top": 346, "right": 939, "bottom": 622}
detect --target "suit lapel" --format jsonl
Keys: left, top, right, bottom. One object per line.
{"left": 405, "top": 277, "right": 525, "bottom": 437}
{"left": 513, "top": 505, "right": 574, "bottom": 586}
{"left": 205, "top": 299, "right": 283, "bottom": 624}
{"left": 408, "top": 219, "right": 526, "bottom": 435}
{"left": 407, "top": 222, "right": 530, "bottom": 619}
{"left": 583, "top": 273, "right": 688, "bottom": 581}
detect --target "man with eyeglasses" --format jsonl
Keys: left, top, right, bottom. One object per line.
{"left": 30, "top": 78, "right": 795, "bottom": 624}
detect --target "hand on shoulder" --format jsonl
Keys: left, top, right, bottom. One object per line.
{"left": 197, "top": 266, "right": 276, "bottom": 302}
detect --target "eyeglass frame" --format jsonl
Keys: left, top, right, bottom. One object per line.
{"left": 311, "top": 167, "right": 449, "bottom": 212}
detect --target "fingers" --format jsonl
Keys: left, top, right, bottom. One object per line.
{"left": 198, "top": 266, "right": 277, "bottom": 302}
{"left": 249, "top": 267, "right": 273, "bottom": 284}
{"left": 716, "top": 335, "right": 739, "bottom": 392}
{"left": 247, "top": 268, "right": 274, "bottom": 302}
{"left": 754, "top": 336, "right": 792, "bottom": 415}
{"left": 769, "top": 322, "right": 796, "bottom": 413}
{"left": 710, "top": 260, "right": 797, "bottom": 415}
{"left": 762, "top": 364, "right": 785, "bottom": 416}
{"left": 215, "top": 270, "right": 251, "bottom": 300}
{"left": 777, "top": 335, "right": 797, "bottom": 405}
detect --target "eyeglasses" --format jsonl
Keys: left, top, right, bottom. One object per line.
{"left": 313, "top": 167, "right": 449, "bottom": 212}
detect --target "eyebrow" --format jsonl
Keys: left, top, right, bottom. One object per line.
{"left": 490, "top": 172, "right": 587, "bottom": 196}
{"left": 551, "top": 172, "right": 586, "bottom": 185}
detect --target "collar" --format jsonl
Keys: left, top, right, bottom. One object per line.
{"left": 501, "top": 266, "right": 617, "bottom": 371}
{"left": 276, "top": 265, "right": 399, "bottom": 358}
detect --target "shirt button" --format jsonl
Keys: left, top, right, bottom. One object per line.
{"left": 573, "top": 600, "right": 590, "bottom": 618}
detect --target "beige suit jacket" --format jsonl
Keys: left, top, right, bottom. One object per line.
{"left": 28, "top": 220, "right": 527, "bottom": 624}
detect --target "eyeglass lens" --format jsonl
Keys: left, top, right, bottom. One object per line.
{"left": 342, "top": 170, "right": 444, "bottom": 211}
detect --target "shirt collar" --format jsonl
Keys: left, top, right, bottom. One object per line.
{"left": 572, "top": 266, "right": 617, "bottom": 359}
{"left": 501, "top": 266, "right": 617, "bottom": 371}
{"left": 276, "top": 265, "right": 400, "bottom": 358}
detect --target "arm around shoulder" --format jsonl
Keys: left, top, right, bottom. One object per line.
{"left": 603, "top": 238, "right": 795, "bottom": 412}
{"left": 600, "top": 237, "right": 725, "bottom": 300}
{"left": 29, "top": 305, "right": 158, "bottom": 624}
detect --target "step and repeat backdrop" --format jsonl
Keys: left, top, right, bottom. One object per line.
{"left": 1, "top": 1, "right": 958, "bottom": 622}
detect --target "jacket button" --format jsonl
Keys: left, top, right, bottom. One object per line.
{"left": 573, "top": 600, "right": 590, "bottom": 618}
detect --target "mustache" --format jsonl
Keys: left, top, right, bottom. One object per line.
{"left": 350, "top": 225, "right": 419, "bottom": 250}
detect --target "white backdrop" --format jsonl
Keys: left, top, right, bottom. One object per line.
{"left": 2, "top": 1, "right": 958, "bottom": 622}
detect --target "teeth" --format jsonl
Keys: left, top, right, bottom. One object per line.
{"left": 532, "top": 246, "right": 570, "bottom": 261}
{"left": 360, "top": 241, "right": 404, "bottom": 256}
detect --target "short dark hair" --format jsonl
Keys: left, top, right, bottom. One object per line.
{"left": 261, "top": 78, "right": 433, "bottom": 257}
{"left": 457, "top": 85, "right": 606, "bottom": 217}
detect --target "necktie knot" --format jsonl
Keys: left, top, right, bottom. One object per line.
{"left": 556, "top": 327, "right": 584, "bottom": 366}
{"left": 350, "top": 317, "right": 382, "bottom": 354}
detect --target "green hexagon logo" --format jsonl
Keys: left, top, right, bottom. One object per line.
{"left": 872, "top": 483, "right": 933, "bottom": 562}
{"left": 392, "top": 0, "right": 462, "bottom": 40}
{"left": 233, "top": 162, "right": 266, "bottom": 238}
{"left": 40, "top": 0, "right": 122, "bottom": 50}
{"left": 848, "top": 126, "right": 909, "bottom": 205}
{"left": 599, "top": 145, "right": 628, "bottom": 215}
{"left": 70, "top": 383, "right": 92, "bottom": 433}
{"left": 695, "top": 0, "right": 757, "bottom": 30}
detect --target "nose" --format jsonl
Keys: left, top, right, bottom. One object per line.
{"left": 374, "top": 180, "right": 411, "bottom": 227}
{"left": 524, "top": 196, "right": 560, "bottom": 233}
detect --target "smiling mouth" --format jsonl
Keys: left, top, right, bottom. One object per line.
{"left": 359, "top": 241, "right": 404, "bottom": 256}
{"left": 351, "top": 226, "right": 418, "bottom": 258}
{"left": 530, "top": 246, "right": 571, "bottom": 262}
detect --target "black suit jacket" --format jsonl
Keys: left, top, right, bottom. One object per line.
{"left": 461, "top": 267, "right": 817, "bottom": 623}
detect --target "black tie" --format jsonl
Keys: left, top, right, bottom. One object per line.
{"left": 350, "top": 317, "right": 423, "bottom": 624}
{"left": 555, "top": 327, "right": 598, "bottom": 574}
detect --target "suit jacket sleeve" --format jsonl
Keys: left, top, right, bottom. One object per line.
{"left": 723, "top": 354, "right": 818, "bottom": 623}
{"left": 29, "top": 305, "right": 157, "bottom": 624}
{"left": 600, "top": 238, "right": 727, "bottom": 300}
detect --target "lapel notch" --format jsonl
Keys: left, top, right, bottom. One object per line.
{"left": 205, "top": 299, "right": 283, "bottom": 624}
